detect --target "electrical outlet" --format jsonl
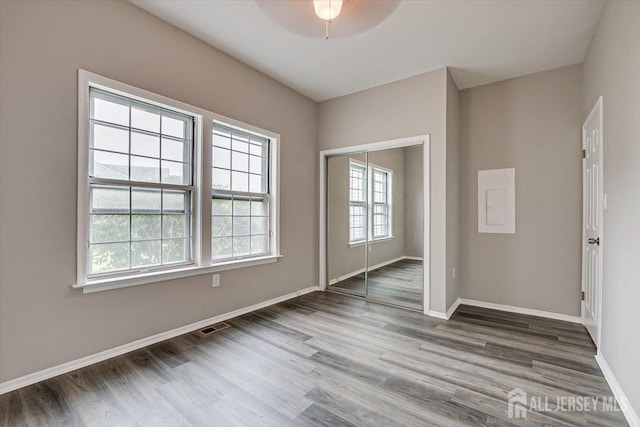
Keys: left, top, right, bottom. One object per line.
{"left": 452, "top": 267, "right": 456, "bottom": 279}
{"left": 212, "top": 274, "right": 220, "bottom": 288}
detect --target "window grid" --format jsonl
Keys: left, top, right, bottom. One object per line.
{"left": 212, "top": 126, "right": 269, "bottom": 194}
{"left": 350, "top": 204, "right": 366, "bottom": 242}
{"left": 349, "top": 164, "right": 366, "bottom": 202}
{"left": 89, "top": 186, "right": 192, "bottom": 274}
{"left": 211, "top": 196, "right": 269, "bottom": 260}
{"left": 212, "top": 124, "right": 271, "bottom": 261}
{"left": 87, "top": 89, "right": 195, "bottom": 277}
{"left": 89, "top": 90, "right": 193, "bottom": 186}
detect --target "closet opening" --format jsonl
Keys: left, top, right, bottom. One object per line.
{"left": 319, "top": 136, "right": 430, "bottom": 312}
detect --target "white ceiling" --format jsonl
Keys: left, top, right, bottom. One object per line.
{"left": 130, "top": 0, "right": 604, "bottom": 102}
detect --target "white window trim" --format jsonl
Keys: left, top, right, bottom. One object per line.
{"left": 76, "top": 255, "right": 283, "bottom": 294}
{"left": 347, "top": 159, "right": 393, "bottom": 247}
{"left": 75, "top": 69, "right": 280, "bottom": 293}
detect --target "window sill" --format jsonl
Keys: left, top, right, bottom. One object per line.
{"left": 73, "top": 255, "right": 282, "bottom": 294}
{"left": 348, "top": 236, "right": 393, "bottom": 248}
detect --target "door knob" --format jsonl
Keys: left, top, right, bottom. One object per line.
{"left": 588, "top": 237, "right": 600, "bottom": 245}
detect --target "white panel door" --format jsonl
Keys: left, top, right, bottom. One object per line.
{"left": 582, "top": 97, "right": 603, "bottom": 347}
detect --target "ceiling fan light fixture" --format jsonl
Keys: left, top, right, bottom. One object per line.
{"left": 313, "top": 0, "right": 343, "bottom": 21}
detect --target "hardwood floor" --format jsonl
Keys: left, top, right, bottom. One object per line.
{"left": 0, "top": 291, "right": 627, "bottom": 426}
{"left": 329, "top": 259, "right": 423, "bottom": 310}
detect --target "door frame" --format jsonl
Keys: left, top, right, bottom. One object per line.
{"left": 319, "top": 135, "right": 431, "bottom": 313}
{"left": 581, "top": 96, "right": 604, "bottom": 348}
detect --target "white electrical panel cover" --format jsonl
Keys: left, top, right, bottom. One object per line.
{"left": 478, "top": 168, "right": 515, "bottom": 234}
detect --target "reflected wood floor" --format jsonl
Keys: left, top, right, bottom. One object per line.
{"left": 329, "top": 259, "right": 423, "bottom": 310}
{"left": 0, "top": 292, "right": 627, "bottom": 426}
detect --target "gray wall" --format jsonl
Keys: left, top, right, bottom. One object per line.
{"left": 459, "top": 64, "right": 583, "bottom": 316}
{"left": 327, "top": 149, "right": 406, "bottom": 281}
{"left": 0, "top": 0, "right": 318, "bottom": 382}
{"left": 583, "top": 0, "right": 640, "bottom": 415}
{"left": 319, "top": 68, "right": 449, "bottom": 313}
{"left": 403, "top": 145, "right": 424, "bottom": 258}
{"left": 446, "top": 71, "right": 461, "bottom": 309}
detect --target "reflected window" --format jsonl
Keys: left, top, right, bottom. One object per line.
{"left": 349, "top": 162, "right": 367, "bottom": 243}
{"left": 372, "top": 168, "right": 391, "bottom": 238}
{"left": 349, "top": 161, "right": 392, "bottom": 243}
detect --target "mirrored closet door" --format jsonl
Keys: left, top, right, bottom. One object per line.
{"left": 326, "top": 145, "right": 424, "bottom": 311}
{"left": 327, "top": 152, "right": 368, "bottom": 297}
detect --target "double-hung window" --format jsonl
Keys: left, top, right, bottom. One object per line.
{"left": 348, "top": 161, "right": 392, "bottom": 244}
{"left": 372, "top": 168, "right": 391, "bottom": 239}
{"left": 77, "top": 70, "right": 280, "bottom": 291}
{"left": 86, "top": 89, "right": 195, "bottom": 276}
{"left": 349, "top": 162, "right": 367, "bottom": 244}
{"left": 211, "top": 124, "right": 271, "bottom": 260}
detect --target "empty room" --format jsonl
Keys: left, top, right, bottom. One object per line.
{"left": 0, "top": 0, "right": 638, "bottom": 426}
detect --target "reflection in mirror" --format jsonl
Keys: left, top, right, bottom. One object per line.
{"left": 327, "top": 153, "right": 367, "bottom": 297}
{"left": 365, "top": 145, "right": 423, "bottom": 310}
{"left": 326, "top": 145, "right": 423, "bottom": 311}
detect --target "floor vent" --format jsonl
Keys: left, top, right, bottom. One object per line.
{"left": 198, "top": 322, "right": 231, "bottom": 336}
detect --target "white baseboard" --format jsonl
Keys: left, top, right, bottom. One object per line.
{"left": 329, "top": 256, "right": 405, "bottom": 285}
{"left": 455, "top": 298, "right": 582, "bottom": 324}
{"left": 0, "top": 285, "right": 320, "bottom": 395}
{"left": 427, "top": 310, "right": 448, "bottom": 319}
{"left": 595, "top": 353, "right": 640, "bottom": 427}
{"left": 328, "top": 255, "right": 424, "bottom": 285}
{"left": 427, "top": 298, "right": 461, "bottom": 320}
{"left": 445, "top": 298, "right": 461, "bottom": 319}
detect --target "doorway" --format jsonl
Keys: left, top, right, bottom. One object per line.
{"left": 319, "top": 136, "right": 429, "bottom": 312}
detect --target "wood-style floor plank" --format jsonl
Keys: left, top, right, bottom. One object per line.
{"left": 0, "top": 291, "right": 628, "bottom": 426}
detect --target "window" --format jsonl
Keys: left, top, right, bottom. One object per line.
{"left": 372, "top": 168, "right": 391, "bottom": 238}
{"left": 349, "top": 162, "right": 367, "bottom": 243}
{"left": 211, "top": 124, "right": 271, "bottom": 260}
{"left": 77, "top": 70, "right": 280, "bottom": 291}
{"left": 87, "top": 89, "right": 194, "bottom": 277}
{"left": 348, "top": 161, "right": 392, "bottom": 244}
